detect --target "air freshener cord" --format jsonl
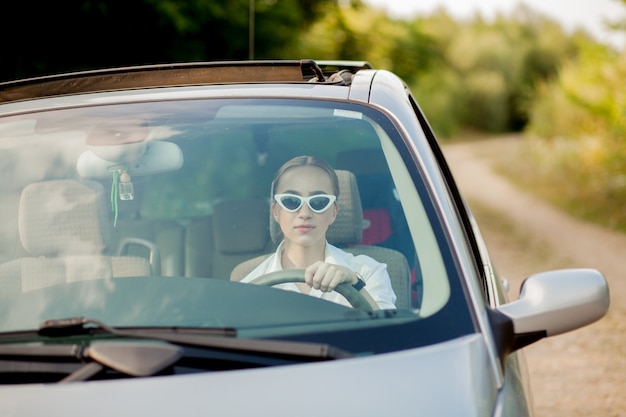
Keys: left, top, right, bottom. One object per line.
{"left": 111, "top": 170, "right": 120, "bottom": 227}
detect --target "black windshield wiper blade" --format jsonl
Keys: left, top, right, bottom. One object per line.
{"left": 38, "top": 317, "right": 353, "bottom": 360}
{"left": 37, "top": 317, "right": 236, "bottom": 338}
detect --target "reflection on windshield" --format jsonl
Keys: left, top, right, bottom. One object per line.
{"left": 0, "top": 99, "right": 453, "bottom": 338}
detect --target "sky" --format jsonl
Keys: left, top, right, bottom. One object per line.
{"left": 363, "top": 0, "right": 626, "bottom": 49}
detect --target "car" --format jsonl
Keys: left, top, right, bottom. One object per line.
{"left": 0, "top": 60, "right": 609, "bottom": 416}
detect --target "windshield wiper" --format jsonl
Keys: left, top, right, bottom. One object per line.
{"left": 0, "top": 339, "right": 183, "bottom": 382}
{"left": 37, "top": 317, "right": 353, "bottom": 360}
{"left": 37, "top": 317, "right": 237, "bottom": 338}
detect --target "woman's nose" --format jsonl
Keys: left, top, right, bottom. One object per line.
{"left": 297, "top": 203, "right": 313, "bottom": 217}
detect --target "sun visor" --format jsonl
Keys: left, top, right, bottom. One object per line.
{"left": 77, "top": 140, "right": 183, "bottom": 179}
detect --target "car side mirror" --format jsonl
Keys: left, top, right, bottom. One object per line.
{"left": 497, "top": 268, "right": 609, "bottom": 351}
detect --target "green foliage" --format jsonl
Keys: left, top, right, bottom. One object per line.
{"left": 408, "top": 69, "right": 465, "bottom": 138}
{"left": 292, "top": 3, "right": 584, "bottom": 137}
{"left": 294, "top": 5, "right": 414, "bottom": 69}
{"left": 0, "top": 0, "right": 335, "bottom": 81}
{"left": 441, "top": 7, "right": 577, "bottom": 134}
{"left": 525, "top": 40, "right": 626, "bottom": 231}
{"left": 5, "top": 0, "right": 626, "bottom": 230}
{"left": 0, "top": 0, "right": 613, "bottom": 142}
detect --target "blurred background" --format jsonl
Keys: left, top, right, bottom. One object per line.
{"left": 2, "top": 0, "right": 626, "bottom": 232}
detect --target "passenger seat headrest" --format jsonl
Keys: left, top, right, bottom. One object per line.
{"left": 19, "top": 179, "right": 110, "bottom": 256}
{"left": 212, "top": 199, "right": 271, "bottom": 254}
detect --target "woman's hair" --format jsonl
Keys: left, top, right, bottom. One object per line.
{"left": 271, "top": 155, "right": 339, "bottom": 197}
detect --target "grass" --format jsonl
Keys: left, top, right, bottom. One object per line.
{"left": 487, "top": 134, "right": 626, "bottom": 235}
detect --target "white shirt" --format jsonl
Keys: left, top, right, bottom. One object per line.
{"left": 241, "top": 242, "right": 397, "bottom": 309}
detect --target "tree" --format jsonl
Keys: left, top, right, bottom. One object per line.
{"left": 0, "top": 0, "right": 335, "bottom": 82}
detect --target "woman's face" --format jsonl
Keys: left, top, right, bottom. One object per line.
{"left": 272, "top": 165, "right": 338, "bottom": 249}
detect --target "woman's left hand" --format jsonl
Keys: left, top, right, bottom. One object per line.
{"left": 304, "top": 261, "right": 358, "bottom": 292}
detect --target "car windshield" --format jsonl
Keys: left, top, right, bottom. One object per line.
{"left": 0, "top": 97, "right": 473, "bottom": 353}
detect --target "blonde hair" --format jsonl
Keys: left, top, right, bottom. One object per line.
{"left": 271, "top": 155, "right": 339, "bottom": 197}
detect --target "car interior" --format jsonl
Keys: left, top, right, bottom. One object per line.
{"left": 0, "top": 99, "right": 452, "bottom": 313}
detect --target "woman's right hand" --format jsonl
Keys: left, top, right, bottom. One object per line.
{"left": 304, "top": 261, "right": 358, "bottom": 293}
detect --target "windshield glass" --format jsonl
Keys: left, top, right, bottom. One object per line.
{"left": 0, "top": 98, "right": 473, "bottom": 352}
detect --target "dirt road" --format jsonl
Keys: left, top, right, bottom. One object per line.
{"left": 442, "top": 137, "right": 626, "bottom": 417}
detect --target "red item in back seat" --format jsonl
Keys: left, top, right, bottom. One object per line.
{"left": 361, "top": 209, "right": 392, "bottom": 245}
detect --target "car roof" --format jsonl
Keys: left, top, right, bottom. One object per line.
{"left": 0, "top": 60, "right": 373, "bottom": 105}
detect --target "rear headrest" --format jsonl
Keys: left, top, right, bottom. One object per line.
{"left": 270, "top": 170, "right": 364, "bottom": 245}
{"left": 19, "top": 179, "right": 110, "bottom": 256}
{"left": 212, "top": 199, "right": 271, "bottom": 254}
{"left": 336, "top": 149, "right": 394, "bottom": 209}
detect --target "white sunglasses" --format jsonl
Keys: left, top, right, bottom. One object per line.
{"left": 274, "top": 193, "right": 337, "bottom": 213}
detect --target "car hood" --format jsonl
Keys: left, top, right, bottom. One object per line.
{"left": 0, "top": 334, "right": 499, "bottom": 417}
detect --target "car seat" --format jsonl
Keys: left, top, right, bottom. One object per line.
{"left": 230, "top": 170, "right": 412, "bottom": 309}
{"left": 336, "top": 149, "right": 421, "bottom": 307}
{"left": 109, "top": 187, "right": 184, "bottom": 277}
{"left": 0, "top": 179, "right": 152, "bottom": 297}
{"left": 203, "top": 198, "right": 276, "bottom": 279}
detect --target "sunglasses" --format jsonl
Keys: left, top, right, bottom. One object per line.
{"left": 274, "top": 193, "right": 337, "bottom": 213}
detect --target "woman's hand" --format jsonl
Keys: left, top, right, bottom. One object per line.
{"left": 304, "top": 261, "right": 358, "bottom": 292}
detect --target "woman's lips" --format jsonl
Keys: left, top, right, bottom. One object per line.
{"left": 295, "top": 224, "right": 315, "bottom": 232}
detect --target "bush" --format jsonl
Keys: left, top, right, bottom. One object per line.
{"left": 525, "top": 42, "right": 626, "bottom": 230}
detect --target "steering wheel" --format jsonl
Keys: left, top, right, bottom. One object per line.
{"left": 248, "top": 269, "right": 379, "bottom": 313}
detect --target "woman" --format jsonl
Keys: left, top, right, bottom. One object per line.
{"left": 242, "top": 155, "right": 396, "bottom": 309}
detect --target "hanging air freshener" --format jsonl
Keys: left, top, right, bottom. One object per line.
{"left": 118, "top": 169, "right": 134, "bottom": 201}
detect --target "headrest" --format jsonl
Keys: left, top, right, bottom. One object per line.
{"left": 270, "top": 170, "right": 364, "bottom": 245}
{"left": 19, "top": 179, "right": 110, "bottom": 256}
{"left": 212, "top": 199, "right": 271, "bottom": 254}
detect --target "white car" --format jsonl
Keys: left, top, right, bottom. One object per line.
{"left": 0, "top": 60, "right": 609, "bottom": 416}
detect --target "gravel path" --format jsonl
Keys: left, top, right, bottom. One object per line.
{"left": 442, "top": 137, "right": 626, "bottom": 417}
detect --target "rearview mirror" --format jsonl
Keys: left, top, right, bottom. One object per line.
{"left": 77, "top": 140, "right": 183, "bottom": 179}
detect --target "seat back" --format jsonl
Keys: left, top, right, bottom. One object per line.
{"left": 230, "top": 170, "right": 412, "bottom": 309}
{"left": 336, "top": 149, "right": 416, "bottom": 263}
{"left": 207, "top": 198, "right": 275, "bottom": 279}
{"left": 0, "top": 180, "right": 151, "bottom": 297}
